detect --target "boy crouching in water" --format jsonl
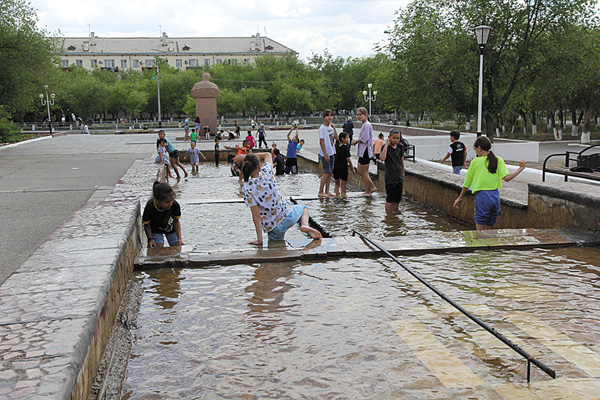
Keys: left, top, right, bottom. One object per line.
{"left": 380, "top": 128, "right": 405, "bottom": 212}
{"left": 143, "top": 182, "right": 184, "bottom": 249}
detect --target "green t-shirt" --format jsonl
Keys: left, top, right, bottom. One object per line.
{"left": 463, "top": 155, "right": 509, "bottom": 194}
{"left": 191, "top": 131, "right": 197, "bottom": 141}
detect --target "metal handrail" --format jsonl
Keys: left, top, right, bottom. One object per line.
{"left": 352, "top": 230, "right": 557, "bottom": 382}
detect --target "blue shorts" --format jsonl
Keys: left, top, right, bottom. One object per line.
{"left": 152, "top": 231, "right": 179, "bottom": 246}
{"left": 268, "top": 204, "right": 306, "bottom": 241}
{"left": 474, "top": 189, "right": 501, "bottom": 227}
{"left": 452, "top": 166, "right": 462, "bottom": 174}
{"left": 319, "top": 154, "right": 335, "bottom": 174}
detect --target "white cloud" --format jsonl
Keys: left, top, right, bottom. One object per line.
{"left": 30, "top": 0, "right": 410, "bottom": 58}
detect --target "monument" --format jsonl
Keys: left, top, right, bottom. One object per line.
{"left": 190, "top": 73, "right": 220, "bottom": 137}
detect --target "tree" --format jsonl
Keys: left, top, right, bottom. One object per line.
{"left": 0, "top": 0, "right": 58, "bottom": 123}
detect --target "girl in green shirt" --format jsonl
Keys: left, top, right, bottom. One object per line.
{"left": 453, "top": 136, "right": 526, "bottom": 230}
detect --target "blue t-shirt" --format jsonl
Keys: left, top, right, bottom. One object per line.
{"left": 165, "top": 138, "right": 176, "bottom": 153}
{"left": 286, "top": 140, "right": 297, "bottom": 159}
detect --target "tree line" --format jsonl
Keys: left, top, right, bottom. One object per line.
{"left": 2, "top": 0, "right": 599, "bottom": 142}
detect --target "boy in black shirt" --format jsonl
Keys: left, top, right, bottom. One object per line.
{"left": 380, "top": 128, "right": 405, "bottom": 212}
{"left": 273, "top": 148, "right": 286, "bottom": 175}
{"left": 441, "top": 130, "right": 467, "bottom": 174}
{"left": 333, "top": 132, "right": 356, "bottom": 196}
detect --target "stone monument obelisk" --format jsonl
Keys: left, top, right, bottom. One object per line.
{"left": 190, "top": 73, "right": 220, "bottom": 137}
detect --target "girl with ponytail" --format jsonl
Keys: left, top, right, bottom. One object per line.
{"left": 453, "top": 136, "right": 527, "bottom": 230}
{"left": 240, "top": 152, "right": 322, "bottom": 244}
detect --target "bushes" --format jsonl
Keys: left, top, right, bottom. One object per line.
{"left": 0, "top": 108, "right": 21, "bottom": 144}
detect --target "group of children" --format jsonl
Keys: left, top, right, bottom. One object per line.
{"left": 145, "top": 115, "right": 528, "bottom": 250}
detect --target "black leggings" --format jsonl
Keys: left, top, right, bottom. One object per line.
{"left": 258, "top": 137, "right": 268, "bottom": 148}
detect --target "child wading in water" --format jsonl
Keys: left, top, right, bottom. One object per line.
{"left": 156, "top": 138, "right": 175, "bottom": 181}
{"left": 240, "top": 152, "right": 322, "bottom": 244}
{"left": 143, "top": 182, "right": 184, "bottom": 248}
{"left": 380, "top": 128, "right": 405, "bottom": 212}
{"left": 333, "top": 131, "right": 356, "bottom": 196}
{"left": 351, "top": 107, "right": 377, "bottom": 196}
{"left": 318, "top": 109, "right": 338, "bottom": 197}
{"left": 453, "top": 136, "right": 526, "bottom": 230}
{"left": 187, "top": 141, "right": 206, "bottom": 175}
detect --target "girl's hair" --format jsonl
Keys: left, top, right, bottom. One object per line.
{"left": 323, "top": 109, "right": 333, "bottom": 117}
{"left": 357, "top": 106, "right": 370, "bottom": 122}
{"left": 474, "top": 136, "right": 498, "bottom": 174}
{"left": 338, "top": 131, "right": 348, "bottom": 141}
{"left": 157, "top": 138, "right": 166, "bottom": 145}
{"left": 152, "top": 181, "right": 175, "bottom": 201}
{"left": 194, "top": 116, "right": 200, "bottom": 123}
{"left": 242, "top": 153, "right": 260, "bottom": 182}
{"left": 378, "top": 133, "right": 384, "bottom": 139}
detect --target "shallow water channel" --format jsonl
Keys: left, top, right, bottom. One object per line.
{"left": 122, "top": 164, "right": 600, "bottom": 398}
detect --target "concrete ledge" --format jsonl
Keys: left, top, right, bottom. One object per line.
{"left": 134, "top": 229, "right": 600, "bottom": 269}
{"left": 0, "top": 160, "right": 156, "bottom": 399}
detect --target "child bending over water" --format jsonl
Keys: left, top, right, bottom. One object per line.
{"left": 240, "top": 152, "right": 322, "bottom": 244}
{"left": 142, "top": 182, "right": 184, "bottom": 248}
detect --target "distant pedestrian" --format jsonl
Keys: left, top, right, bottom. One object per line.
{"left": 184, "top": 117, "right": 190, "bottom": 140}
{"left": 380, "top": 128, "right": 405, "bottom": 212}
{"left": 351, "top": 107, "right": 377, "bottom": 196}
{"left": 187, "top": 141, "right": 206, "bottom": 175}
{"left": 245, "top": 130, "right": 256, "bottom": 150}
{"left": 83, "top": 124, "right": 89, "bottom": 134}
{"left": 373, "top": 132, "right": 385, "bottom": 162}
{"left": 194, "top": 117, "right": 201, "bottom": 139}
{"left": 440, "top": 130, "right": 467, "bottom": 174}
{"left": 453, "top": 136, "right": 527, "bottom": 230}
{"left": 251, "top": 119, "right": 256, "bottom": 129}
{"left": 286, "top": 125, "right": 300, "bottom": 174}
{"left": 190, "top": 128, "right": 197, "bottom": 144}
{"left": 257, "top": 123, "right": 267, "bottom": 148}
{"left": 234, "top": 121, "right": 241, "bottom": 137}
{"left": 215, "top": 139, "right": 221, "bottom": 167}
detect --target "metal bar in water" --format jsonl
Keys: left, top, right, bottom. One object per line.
{"left": 352, "top": 230, "right": 557, "bottom": 382}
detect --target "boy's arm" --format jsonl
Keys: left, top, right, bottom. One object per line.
{"left": 463, "top": 148, "right": 467, "bottom": 168}
{"left": 380, "top": 140, "right": 390, "bottom": 161}
{"left": 332, "top": 123, "right": 339, "bottom": 142}
{"left": 255, "top": 152, "right": 273, "bottom": 165}
{"left": 200, "top": 151, "right": 206, "bottom": 159}
{"left": 441, "top": 152, "right": 450, "bottom": 163}
{"left": 319, "top": 138, "right": 330, "bottom": 162}
{"left": 249, "top": 205, "right": 263, "bottom": 245}
{"left": 287, "top": 127, "right": 293, "bottom": 140}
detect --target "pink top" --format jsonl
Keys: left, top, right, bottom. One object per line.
{"left": 357, "top": 121, "right": 374, "bottom": 159}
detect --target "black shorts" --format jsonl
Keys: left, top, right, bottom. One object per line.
{"left": 358, "top": 147, "right": 371, "bottom": 165}
{"left": 168, "top": 149, "right": 180, "bottom": 159}
{"left": 333, "top": 167, "right": 348, "bottom": 181}
{"left": 385, "top": 182, "right": 403, "bottom": 203}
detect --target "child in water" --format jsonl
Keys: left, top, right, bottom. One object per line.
{"left": 187, "top": 141, "right": 206, "bottom": 175}
{"left": 240, "top": 152, "right": 322, "bottom": 244}
{"left": 453, "top": 136, "right": 526, "bottom": 230}
{"left": 156, "top": 138, "right": 174, "bottom": 181}
{"left": 142, "top": 181, "right": 184, "bottom": 248}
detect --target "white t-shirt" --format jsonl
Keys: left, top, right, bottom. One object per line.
{"left": 242, "top": 163, "right": 292, "bottom": 232}
{"left": 318, "top": 124, "right": 336, "bottom": 157}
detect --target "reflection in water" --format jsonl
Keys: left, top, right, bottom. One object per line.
{"left": 245, "top": 262, "right": 296, "bottom": 341}
{"left": 123, "top": 247, "right": 600, "bottom": 398}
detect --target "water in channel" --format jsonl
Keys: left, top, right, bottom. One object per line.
{"left": 122, "top": 163, "right": 600, "bottom": 398}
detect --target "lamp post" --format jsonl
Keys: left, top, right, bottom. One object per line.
{"left": 156, "top": 62, "right": 162, "bottom": 128}
{"left": 39, "top": 85, "right": 55, "bottom": 135}
{"left": 474, "top": 25, "right": 491, "bottom": 137}
{"left": 362, "top": 83, "right": 377, "bottom": 116}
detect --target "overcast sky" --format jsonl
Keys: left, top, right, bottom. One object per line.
{"left": 30, "top": 0, "right": 411, "bottom": 60}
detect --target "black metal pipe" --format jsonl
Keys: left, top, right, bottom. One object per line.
{"left": 352, "top": 230, "right": 556, "bottom": 381}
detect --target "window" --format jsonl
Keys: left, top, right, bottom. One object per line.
{"left": 61, "top": 59, "right": 69, "bottom": 68}
{"left": 121, "top": 59, "right": 127, "bottom": 69}
{"left": 76, "top": 59, "right": 83, "bottom": 68}
{"left": 189, "top": 59, "right": 199, "bottom": 67}
{"left": 216, "top": 58, "right": 223, "bottom": 64}
{"left": 104, "top": 59, "right": 115, "bottom": 68}
{"left": 133, "top": 59, "right": 140, "bottom": 68}
{"left": 243, "top": 59, "right": 250, "bottom": 65}
{"left": 90, "top": 59, "right": 98, "bottom": 68}
{"left": 176, "top": 59, "right": 182, "bottom": 68}
{"left": 204, "top": 59, "right": 211, "bottom": 66}
{"left": 145, "top": 59, "right": 155, "bottom": 68}
{"left": 228, "top": 59, "right": 238, "bottom": 65}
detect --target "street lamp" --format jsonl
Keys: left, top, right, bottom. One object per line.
{"left": 156, "top": 62, "right": 162, "bottom": 128}
{"left": 362, "top": 83, "right": 377, "bottom": 116}
{"left": 474, "top": 25, "right": 491, "bottom": 137}
{"left": 39, "top": 85, "right": 55, "bottom": 135}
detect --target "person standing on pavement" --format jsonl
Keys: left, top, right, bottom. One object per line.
{"left": 256, "top": 124, "right": 267, "bottom": 149}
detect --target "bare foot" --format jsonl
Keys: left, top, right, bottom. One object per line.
{"left": 318, "top": 193, "right": 327, "bottom": 197}
{"left": 326, "top": 193, "right": 336, "bottom": 197}
{"left": 300, "top": 225, "right": 323, "bottom": 239}
{"left": 360, "top": 192, "right": 373, "bottom": 197}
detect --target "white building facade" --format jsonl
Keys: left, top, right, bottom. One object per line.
{"left": 58, "top": 32, "right": 296, "bottom": 71}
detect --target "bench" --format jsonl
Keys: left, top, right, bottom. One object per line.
{"left": 542, "top": 144, "right": 600, "bottom": 182}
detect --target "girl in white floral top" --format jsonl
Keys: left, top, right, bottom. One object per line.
{"left": 240, "top": 153, "right": 322, "bottom": 244}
